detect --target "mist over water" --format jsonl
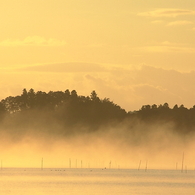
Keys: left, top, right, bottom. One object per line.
{"left": 1, "top": 113, "right": 195, "bottom": 170}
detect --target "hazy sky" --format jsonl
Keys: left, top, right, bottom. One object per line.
{"left": 1, "top": 0, "right": 195, "bottom": 111}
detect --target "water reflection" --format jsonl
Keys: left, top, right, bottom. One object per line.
{"left": 0, "top": 168, "right": 194, "bottom": 195}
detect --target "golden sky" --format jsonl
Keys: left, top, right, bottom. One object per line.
{"left": 1, "top": 0, "right": 195, "bottom": 111}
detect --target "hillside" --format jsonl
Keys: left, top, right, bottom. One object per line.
{"left": 0, "top": 89, "right": 195, "bottom": 138}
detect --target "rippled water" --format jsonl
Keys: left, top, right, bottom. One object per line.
{"left": 0, "top": 168, "right": 194, "bottom": 195}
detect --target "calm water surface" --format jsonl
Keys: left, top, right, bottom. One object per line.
{"left": 0, "top": 168, "right": 194, "bottom": 195}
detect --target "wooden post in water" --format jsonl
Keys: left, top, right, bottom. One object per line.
{"left": 1, "top": 160, "right": 2, "bottom": 171}
{"left": 138, "top": 160, "right": 141, "bottom": 171}
{"left": 181, "top": 152, "right": 184, "bottom": 173}
{"left": 41, "top": 158, "right": 43, "bottom": 170}
{"left": 69, "top": 158, "right": 71, "bottom": 168}
{"left": 88, "top": 162, "right": 90, "bottom": 169}
{"left": 109, "top": 161, "right": 111, "bottom": 169}
{"left": 145, "top": 160, "right": 148, "bottom": 172}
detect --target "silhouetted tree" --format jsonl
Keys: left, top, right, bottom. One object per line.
{"left": 64, "top": 89, "right": 70, "bottom": 98}
{"left": 90, "top": 90, "right": 100, "bottom": 102}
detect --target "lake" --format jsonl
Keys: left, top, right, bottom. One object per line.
{"left": 0, "top": 168, "right": 194, "bottom": 195}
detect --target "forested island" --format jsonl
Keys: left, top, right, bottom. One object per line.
{"left": 0, "top": 88, "right": 195, "bottom": 138}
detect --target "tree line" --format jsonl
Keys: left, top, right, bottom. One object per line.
{"left": 0, "top": 89, "right": 126, "bottom": 134}
{"left": 130, "top": 103, "right": 195, "bottom": 134}
{"left": 0, "top": 89, "right": 195, "bottom": 135}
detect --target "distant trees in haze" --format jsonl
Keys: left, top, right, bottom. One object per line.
{"left": 0, "top": 89, "right": 126, "bottom": 131}
{"left": 129, "top": 102, "right": 195, "bottom": 134}
{"left": 0, "top": 88, "right": 195, "bottom": 136}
